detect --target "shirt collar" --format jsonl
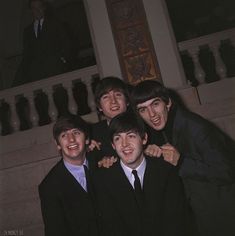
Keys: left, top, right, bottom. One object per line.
{"left": 120, "top": 157, "right": 146, "bottom": 180}
{"left": 63, "top": 158, "right": 88, "bottom": 172}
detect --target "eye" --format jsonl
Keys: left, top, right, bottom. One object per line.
{"left": 113, "top": 136, "right": 120, "bottom": 142}
{"left": 60, "top": 132, "right": 67, "bottom": 139}
{"left": 128, "top": 133, "right": 137, "bottom": 139}
{"left": 114, "top": 92, "right": 123, "bottom": 97}
{"left": 152, "top": 100, "right": 160, "bottom": 107}
{"left": 138, "top": 107, "right": 146, "bottom": 114}
{"left": 73, "top": 129, "right": 81, "bottom": 135}
{"left": 101, "top": 94, "right": 109, "bottom": 100}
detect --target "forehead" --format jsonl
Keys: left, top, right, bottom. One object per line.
{"left": 136, "top": 97, "right": 162, "bottom": 107}
{"left": 102, "top": 88, "right": 124, "bottom": 95}
{"left": 59, "top": 128, "right": 82, "bottom": 135}
{"left": 30, "top": 0, "right": 43, "bottom": 8}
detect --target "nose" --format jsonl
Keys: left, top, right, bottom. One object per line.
{"left": 110, "top": 94, "right": 117, "bottom": 104}
{"left": 147, "top": 106, "right": 156, "bottom": 117}
{"left": 121, "top": 137, "right": 128, "bottom": 147}
{"left": 68, "top": 133, "right": 75, "bottom": 142}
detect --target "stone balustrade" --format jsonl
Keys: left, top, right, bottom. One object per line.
{"left": 0, "top": 65, "right": 99, "bottom": 135}
{"left": 178, "top": 28, "right": 235, "bottom": 84}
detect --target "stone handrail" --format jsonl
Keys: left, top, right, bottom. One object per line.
{"left": 0, "top": 65, "right": 99, "bottom": 135}
{"left": 178, "top": 28, "right": 235, "bottom": 84}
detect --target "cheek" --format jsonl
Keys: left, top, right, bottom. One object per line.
{"left": 139, "top": 113, "right": 149, "bottom": 123}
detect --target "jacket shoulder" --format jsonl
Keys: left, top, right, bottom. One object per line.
{"left": 38, "top": 159, "right": 63, "bottom": 191}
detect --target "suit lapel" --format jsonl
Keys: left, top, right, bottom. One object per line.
{"left": 110, "top": 162, "right": 141, "bottom": 208}
{"left": 143, "top": 158, "right": 165, "bottom": 211}
{"left": 58, "top": 160, "right": 89, "bottom": 195}
{"left": 172, "top": 107, "right": 185, "bottom": 147}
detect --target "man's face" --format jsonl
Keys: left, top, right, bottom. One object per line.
{"left": 112, "top": 131, "right": 147, "bottom": 169}
{"left": 99, "top": 89, "right": 127, "bottom": 121}
{"left": 136, "top": 97, "right": 172, "bottom": 131}
{"left": 30, "top": 0, "right": 45, "bottom": 20}
{"left": 56, "top": 128, "right": 89, "bottom": 164}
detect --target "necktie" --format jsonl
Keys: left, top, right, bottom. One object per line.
{"left": 132, "top": 169, "right": 143, "bottom": 207}
{"left": 83, "top": 165, "right": 90, "bottom": 192}
{"left": 132, "top": 169, "right": 142, "bottom": 193}
{"left": 37, "top": 20, "right": 41, "bottom": 39}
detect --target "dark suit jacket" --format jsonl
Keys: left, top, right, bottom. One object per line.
{"left": 91, "top": 120, "right": 117, "bottom": 158}
{"left": 148, "top": 106, "right": 235, "bottom": 234}
{"left": 38, "top": 158, "right": 99, "bottom": 236}
{"left": 93, "top": 157, "right": 188, "bottom": 236}
{"left": 149, "top": 106, "right": 235, "bottom": 185}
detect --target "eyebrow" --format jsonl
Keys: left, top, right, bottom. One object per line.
{"left": 137, "top": 98, "right": 161, "bottom": 108}
{"left": 114, "top": 130, "right": 137, "bottom": 136}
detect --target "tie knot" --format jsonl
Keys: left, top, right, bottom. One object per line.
{"left": 132, "top": 169, "right": 138, "bottom": 178}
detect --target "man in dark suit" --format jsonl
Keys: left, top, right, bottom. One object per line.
{"left": 131, "top": 80, "right": 235, "bottom": 236}
{"left": 14, "top": 0, "right": 71, "bottom": 85}
{"left": 38, "top": 115, "right": 99, "bottom": 236}
{"left": 13, "top": 0, "right": 72, "bottom": 128}
{"left": 93, "top": 111, "right": 188, "bottom": 236}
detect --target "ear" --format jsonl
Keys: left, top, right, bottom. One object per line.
{"left": 54, "top": 140, "right": 62, "bottom": 151}
{"left": 166, "top": 98, "right": 172, "bottom": 111}
{"left": 111, "top": 142, "right": 116, "bottom": 150}
{"left": 142, "top": 133, "right": 148, "bottom": 145}
{"left": 98, "top": 107, "right": 103, "bottom": 112}
{"left": 85, "top": 138, "right": 90, "bottom": 145}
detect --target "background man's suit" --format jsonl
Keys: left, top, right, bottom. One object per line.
{"left": 14, "top": 16, "right": 71, "bottom": 85}
{"left": 93, "top": 157, "right": 188, "bottom": 236}
{"left": 38, "top": 158, "right": 99, "bottom": 236}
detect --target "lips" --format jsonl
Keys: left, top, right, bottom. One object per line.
{"left": 110, "top": 106, "right": 120, "bottom": 111}
{"left": 151, "top": 117, "right": 161, "bottom": 126}
{"left": 122, "top": 148, "right": 133, "bottom": 155}
{"left": 67, "top": 144, "right": 79, "bottom": 150}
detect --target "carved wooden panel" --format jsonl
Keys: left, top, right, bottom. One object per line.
{"left": 105, "top": 0, "right": 162, "bottom": 84}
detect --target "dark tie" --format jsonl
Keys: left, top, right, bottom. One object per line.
{"left": 37, "top": 20, "right": 41, "bottom": 39}
{"left": 132, "top": 170, "right": 143, "bottom": 206}
{"left": 83, "top": 165, "right": 90, "bottom": 192}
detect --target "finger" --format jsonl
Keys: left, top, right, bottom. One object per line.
{"left": 95, "top": 142, "right": 101, "bottom": 150}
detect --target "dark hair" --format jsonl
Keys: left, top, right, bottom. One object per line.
{"left": 53, "top": 115, "right": 90, "bottom": 144}
{"left": 109, "top": 111, "right": 146, "bottom": 142}
{"left": 28, "top": 0, "right": 53, "bottom": 17}
{"left": 131, "top": 80, "right": 171, "bottom": 109}
{"left": 28, "top": 0, "right": 45, "bottom": 8}
{"left": 94, "top": 76, "right": 129, "bottom": 109}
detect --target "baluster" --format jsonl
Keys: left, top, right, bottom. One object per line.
{"left": 8, "top": 97, "right": 20, "bottom": 132}
{"left": 63, "top": 81, "right": 77, "bottom": 115}
{"left": 209, "top": 42, "right": 227, "bottom": 79}
{"left": 0, "top": 99, "right": 12, "bottom": 135}
{"left": 44, "top": 87, "right": 57, "bottom": 122}
{"left": 230, "top": 38, "right": 235, "bottom": 49}
{"left": 26, "top": 92, "right": 39, "bottom": 127}
{"left": 82, "top": 77, "right": 96, "bottom": 112}
{"left": 188, "top": 47, "right": 206, "bottom": 84}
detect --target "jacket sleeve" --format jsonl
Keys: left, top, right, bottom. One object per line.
{"left": 178, "top": 123, "right": 235, "bottom": 185}
{"left": 38, "top": 184, "right": 67, "bottom": 236}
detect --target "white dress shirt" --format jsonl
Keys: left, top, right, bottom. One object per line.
{"left": 120, "top": 158, "right": 146, "bottom": 189}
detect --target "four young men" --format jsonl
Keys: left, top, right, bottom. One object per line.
{"left": 39, "top": 77, "right": 235, "bottom": 236}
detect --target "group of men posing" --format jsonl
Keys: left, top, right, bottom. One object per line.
{"left": 38, "top": 77, "right": 235, "bottom": 236}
